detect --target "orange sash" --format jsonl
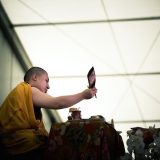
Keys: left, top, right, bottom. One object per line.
{"left": 0, "top": 82, "right": 48, "bottom": 155}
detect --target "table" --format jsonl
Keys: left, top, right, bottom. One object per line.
{"left": 46, "top": 119, "right": 125, "bottom": 160}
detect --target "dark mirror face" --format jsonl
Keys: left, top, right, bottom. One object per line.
{"left": 88, "top": 70, "right": 96, "bottom": 88}
{"left": 87, "top": 67, "right": 96, "bottom": 88}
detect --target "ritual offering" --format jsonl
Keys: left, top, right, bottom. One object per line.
{"left": 68, "top": 107, "right": 81, "bottom": 120}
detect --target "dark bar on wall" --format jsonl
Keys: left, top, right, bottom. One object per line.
{"left": 0, "top": 2, "right": 32, "bottom": 72}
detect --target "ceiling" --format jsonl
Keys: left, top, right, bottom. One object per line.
{"left": 1, "top": 0, "right": 160, "bottom": 141}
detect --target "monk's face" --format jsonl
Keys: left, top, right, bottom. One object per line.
{"left": 34, "top": 73, "right": 50, "bottom": 93}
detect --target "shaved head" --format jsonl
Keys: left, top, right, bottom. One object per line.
{"left": 24, "top": 67, "right": 47, "bottom": 83}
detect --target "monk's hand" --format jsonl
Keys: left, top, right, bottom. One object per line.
{"left": 82, "top": 87, "right": 97, "bottom": 99}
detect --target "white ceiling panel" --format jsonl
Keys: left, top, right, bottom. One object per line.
{"left": 104, "top": 0, "right": 160, "bottom": 19}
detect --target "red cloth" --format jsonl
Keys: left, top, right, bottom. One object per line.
{"left": 46, "top": 120, "right": 125, "bottom": 160}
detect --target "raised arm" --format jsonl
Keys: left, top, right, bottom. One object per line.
{"left": 32, "top": 87, "right": 97, "bottom": 109}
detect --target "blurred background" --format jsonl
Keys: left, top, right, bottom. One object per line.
{"left": 0, "top": 0, "right": 160, "bottom": 150}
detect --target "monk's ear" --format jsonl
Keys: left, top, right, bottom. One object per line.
{"left": 32, "top": 74, "right": 37, "bottom": 81}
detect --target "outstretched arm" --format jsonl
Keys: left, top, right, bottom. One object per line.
{"left": 32, "top": 87, "right": 97, "bottom": 109}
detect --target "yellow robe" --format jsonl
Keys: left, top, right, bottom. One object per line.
{"left": 0, "top": 82, "right": 48, "bottom": 155}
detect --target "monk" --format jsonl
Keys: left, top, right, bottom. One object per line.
{"left": 0, "top": 67, "right": 97, "bottom": 160}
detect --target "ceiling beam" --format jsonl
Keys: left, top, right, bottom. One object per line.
{"left": 49, "top": 71, "right": 160, "bottom": 79}
{"left": 13, "top": 16, "right": 160, "bottom": 27}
